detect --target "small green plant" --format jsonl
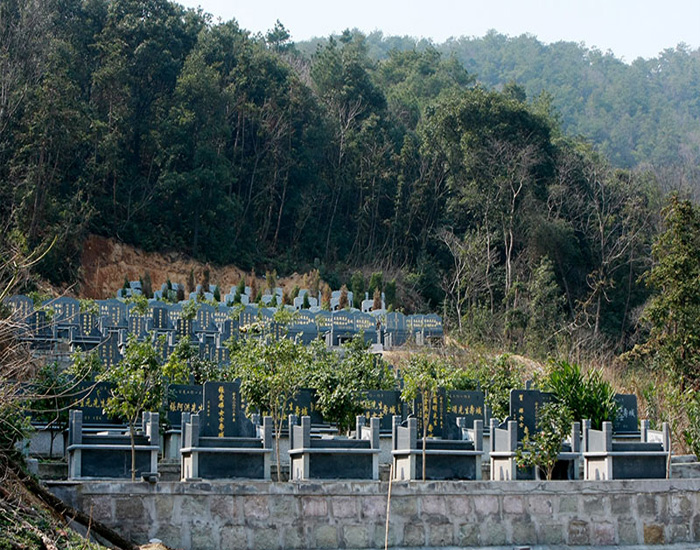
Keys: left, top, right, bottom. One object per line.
{"left": 126, "top": 292, "right": 149, "bottom": 315}
{"left": 79, "top": 299, "right": 99, "bottom": 315}
{"left": 516, "top": 401, "right": 574, "bottom": 480}
{"left": 542, "top": 360, "right": 617, "bottom": 429}
{"left": 181, "top": 299, "right": 199, "bottom": 321}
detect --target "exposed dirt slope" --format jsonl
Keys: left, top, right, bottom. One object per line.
{"left": 80, "top": 235, "right": 305, "bottom": 300}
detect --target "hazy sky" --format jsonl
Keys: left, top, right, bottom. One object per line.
{"left": 177, "top": 0, "right": 699, "bottom": 62}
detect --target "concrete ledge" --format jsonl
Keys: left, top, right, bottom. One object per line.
{"left": 47, "top": 479, "right": 700, "bottom": 549}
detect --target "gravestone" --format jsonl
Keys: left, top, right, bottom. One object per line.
{"left": 25, "top": 310, "right": 55, "bottom": 342}
{"left": 385, "top": 312, "right": 408, "bottom": 347}
{"left": 509, "top": 389, "right": 555, "bottom": 441}
{"left": 201, "top": 381, "right": 255, "bottom": 438}
{"left": 444, "top": 390, "right": 485, "bottom": 440}
{"left": 4, "top": 295, "right": 34, "bottom": 320}
{"left": 195, "top": 304, "right": 217, "bottom": 334}
{"left": 99, "top": 300, "right": 127, "bottom": 330}
{"left": 359, "top": 390, "right": 403, "bottom": 432}
{"left": 285, "top": 389, "right": 324, "bottom": 426}
{"left": 352, "top": 311, "right": 377, "bottom": 343}
{"left": 166, "top": 384, "right": 203, "bottom": 426}
{"left": 98, "top": 332, "right": 122, "bottom": 368}
{"left": 70, "top": 312, "right": 102, "bottom": 350}
{"left": 128, "top": 315, "right": 148, "bottom": 341}
{"left": 45, "top": 297, "right": 80, "bottom": 326}
{"left": 423, "top": 314, "right": 443, "bottom": 339}
{"left": 239, "top": 305, "right": 259, "bottom": 327}
{"left": 150, "top": 305, "right": 171, "bottom": 331}
{"left": 613, "top": 393, "right": 638, "bottom": 433}
{"left": 412, "top": 389, "right": 448, "bottom": 438}
{"left": 175, "top": 318, "right": 195, "bottom": 342}
{"left": 74, "top": 382, "right": 120, "bottom": 425}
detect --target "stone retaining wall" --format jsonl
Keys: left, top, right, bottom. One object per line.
{"left": 48, "top": 479, "right": 700, "bottom": 549}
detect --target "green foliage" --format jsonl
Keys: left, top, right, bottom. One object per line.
{"left": 368, "top": 272, "right": 383, "bottom": 295}
{"left": 541, "top": 360, "right": 618, "bottom": 429}
{"left": 68, "top": 350, "right": 103, "bottom": 382}
{"left": 163, "top": 336, "right": 219, "bottom": 385}
{"left": 480, "top": 354, "right": 524, "bottom": 421}
{"left": 181, "top": 299, "right": 199, "bottom": 321}
{"left": 631, "top": 196, "right": 700, "bottom": 390}
{"left": 237, "top": 278, "right": 246, "bottom": 297}
{"left": 384, "top": 279, "right": 397, "bottom": 309}
{"left": 79, "top": 299, "right": 99, "bottom": 315}
{"left": 516, "top": 401, "right": 573, "bottom": 480}
{"left": 126, "top": 292, "right": 149, "bottom": 316}
{"left": 524, "top": 256, "right": 564, "bottom": 357}
{"left": 97, "top": 335, "right": 165, "bottom": 480}
{"left": 228, "top": 333, "right": 312, "bottom": 480}
{"left": 350, "top": 271, "right": 365, "bottom": 309}
{"left": 310, "top": 335, "right": 394, "bottom": 433}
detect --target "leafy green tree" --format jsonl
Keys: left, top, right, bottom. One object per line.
{"left": 163, "top": 336, "right": 218, "bottom": 385}
{"left": 309, "top": 335, "right": 394, "bottom": 433}
{"left": 98, "top": 335, "right": 165, "bottom": 481}
{"left": 400, "top": 354, "right": 456, "bottom": 480}
{"left": 516, "top": 401, "right": 573, "bottom": 480}
{"left": 228, "top": 334, "right": 312, "bottom": 481}
{"left": 525, "top": 256, "right": 565, "bottom": 357}
{"left": 628, "top": 196, "right": 700, "bottom": 389}
{"left": 350, "top": 271, "right": 365, "bottom": 309}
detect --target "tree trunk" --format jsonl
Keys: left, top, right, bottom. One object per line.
{"left": 129, "top": 422, "right": 136, "bottom": 482}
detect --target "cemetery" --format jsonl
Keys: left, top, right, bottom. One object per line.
{"left": 19, "top": 368, "right": 700, "bottom": 548}
{"left": 3, "top": 287, "right": 444, "bottom": 370}
{"left": 7, "top": 288, "right": 700, "bottom": 548}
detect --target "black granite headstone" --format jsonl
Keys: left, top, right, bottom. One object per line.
{"left": 75, "top": 382, "right": 120, "bottom": 424}
{"left": 98, "top": 332, "right": 122, "bottom": 368}
{"left": 444, "top": 390, "right": 485, "bottom": 440}
{"left": 359, "top": 390, "right": 402, "bottom": 432}
{"left": 509, "top": 389, "right": 555, "bottom": 441}
{"left": 166, "top": 384, "right": 203, "bottom": 426}
{"left": 613, "top": 393, "right": 638, "bottom": 433}
{"left": 201, "top": 381, "right": 254, "bottom": 437}
{"left": 413, "top": 389, "right": 447, "bottom": 438}
{"left": 285, "top": 389, "right": 324, "bottom": 425}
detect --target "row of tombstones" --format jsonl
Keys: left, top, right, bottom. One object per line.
{"left": 63, "top": 380, "right": 641, "bottom": 439}
{"left": 65, "top": 382, "right": 661, "bottom": 482}
{"left": 5, "top": 295, "right": 442, "bottom": 362}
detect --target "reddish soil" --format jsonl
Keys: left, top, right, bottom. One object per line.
{"left": 79, "top": 234, "right": 306, "bottom": 300}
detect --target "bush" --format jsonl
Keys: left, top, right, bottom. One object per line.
{"left": 542, "top": 360, "right": 617, "bottom": 429}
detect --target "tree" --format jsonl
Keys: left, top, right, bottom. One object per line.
{"left": 98, "top": 335, "right": 165, "bottom": 481}
{"left": 524, "top": 256, "right": 565, "bottom": 357}
{"left": 630, "top": 195, "right": 700, "bottom": 389}
{"left": 350, "top": 271, "right": 365, "bottom": 309}
{"left": 400, "top": 354, "right": 455, "bottom": 480}
{"left": 309, "top": 335, "right": 394, "bottom": 434}
{"left": 338, "top": 284, "right": 349, "bottom": 309}
{"left": 541, "top": 360, "right": 617, "bottom": 429}
{"left": 516, "top": 401, "right": 573, "bottom": 480}
{"left": 228, "top": 333, "right": 311, "bottom": 481}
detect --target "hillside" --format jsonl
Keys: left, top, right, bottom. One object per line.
{"left": 0, "top": 0, "right": 692, "bottom": 358}
{"left": 80, "top": 234, "right": 320, "bottom": 302}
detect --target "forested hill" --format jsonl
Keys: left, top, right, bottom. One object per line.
{"left": 299, "top": 31, "right": 700, "bottom": 171}
{"left": 1, "top": 0, "right": 696, "bottom": 355}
